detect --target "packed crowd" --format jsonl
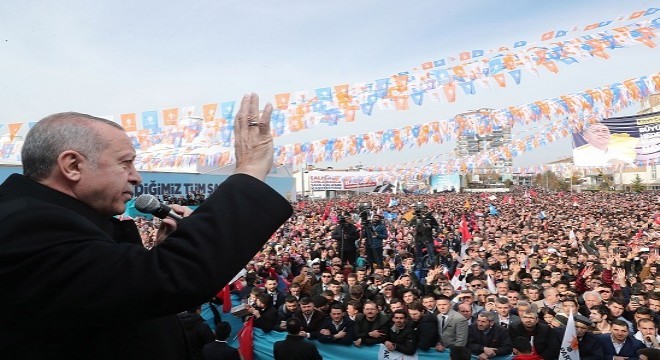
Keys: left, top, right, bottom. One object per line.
{"left": 142, "top": 188, "right": 660, "bottom": 359}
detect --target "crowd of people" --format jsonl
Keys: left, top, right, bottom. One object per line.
{"left": 144, "top": 188, "right": 660, "bottom": 359}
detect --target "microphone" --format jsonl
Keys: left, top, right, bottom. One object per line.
{"left": 134, "top": 194, "right": 183, "bottom": 221}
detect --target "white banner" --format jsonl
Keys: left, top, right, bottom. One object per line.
{"left": 377, "top": 344, "right": 419, "bottom": 360}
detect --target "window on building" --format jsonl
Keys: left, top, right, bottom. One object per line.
{"left": 652, "top": 165, "right": 657, "bottom": 180}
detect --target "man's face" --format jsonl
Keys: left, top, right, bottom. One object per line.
{"left": 347, "top": 277, "right": 357, "bottom": 286}
{"left": 476, "top": 316, "right": 492, "bottom": 331}
{"left": 562, "top": 301, "right": 577, "bottom": 315}
{"left": 545, "top": 289, "right": 558, "bottom": 303}
{"left": 584, "top": 294, "right": 601, "bottom": 309}
{"left": 334, "top": 274, "right": 344, "bottom": 283}
{"left": 495, "top": 303, "right": 510, "bottom": 317}
{"left": 422, "top": 297, "right": 435, "bottom": 311}
{"left": 321, "top": 273, "right": 332, "bottom": 284}
{"left": 575, "top": 323, "right": 590, "bottom": 338}
{"left": 390, "top": 302, "right": 403, "bottom": 313}
{"left": 77, "top": 125, "right": 141, "bottom": 216}
{"left": 285, "top": 301, "right": 298, "bottom": 313}
{"left": 496, "top": 282, "right": 509, "bottom": 295}
{"left": 589, "top": 309, "right": 604, "bottom": 323}
{"left": 364, "top": 304, "right": 378, "bottom": 320}
{"left": 521, "top": 313, "right": 538, "bottom": 330}
{"left": 301, "top": 302, "right": 314, "bottom": 316}
{"left": 347, "top": 304, "right": 359, "bottom": 317}
{"left": 611, "top": 324, "right": 629, "bottom": 343}
{"left": 330, "top": 308, "right": 344, "bottom": 323}
{"left": 608, "top": 302, "right": 624, "bottom": 317}
{"left": 648, "top": 298, "right": 660, "bottom": 313}
{"left": 638, "top": 321, "right": 657, "bottom": 338}
{"left": 458, "top": 305, "right": 472, "bottom": 320}
{"left": 583, "top": 123, "right": 611, "bottom": 150}
{"left": 528, "top": 289, "right": 540, "bottom": 301}
{"left": 290, "top": 287, "right": 301, "bottom": 296}
{"left": 436, "top": 300, "right": 451, "bottom": 314}
{"left": 312, "top": 264, "right": 321, "bottom": 274}
{"left": 265, "top": 280, "right": 278, "bottom": 292}
{"left": 408, "top": 309, "right": 422, "bottom": 321}
{"left": 402, "top": 292, "right": 414, "bottom": 304}
{"left": 392, "top": 313, "right": 407, "bottom": 329}
{"left": 330, "top": 284, "right": 341, "bottom": 295}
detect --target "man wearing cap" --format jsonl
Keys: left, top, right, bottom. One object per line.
{"left": 572, "top": 314, "right": 606, "bottom": 360}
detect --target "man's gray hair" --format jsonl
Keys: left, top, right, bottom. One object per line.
{"left": 22, "top": 112, "right": 124, "bottom": 180}
{"left": 582, "top": 291, "right": 602, "bottom": 302}
{"left": 478, "top": 312, "right": 495, "bottom": 322}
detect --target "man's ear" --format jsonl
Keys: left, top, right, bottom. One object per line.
{"left": 57, "top": 150, "right": 86, "bottom": 181}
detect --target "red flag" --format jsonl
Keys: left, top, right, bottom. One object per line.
{"left": 237, "top": 317, "right": 254, "bottom": 360}
{"left": 460, "top": 214, "right": 472, "bottom": 243}
{"left": 222, "top": 285, "right": 231, "bottom": 313}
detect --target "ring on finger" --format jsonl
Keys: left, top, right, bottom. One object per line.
{"left": 248, "top": 121, "right": 259, "bottom": 126}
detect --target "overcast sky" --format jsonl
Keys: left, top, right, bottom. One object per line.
{"left": 1, "top": 0, "right": 658, "bottom": 169}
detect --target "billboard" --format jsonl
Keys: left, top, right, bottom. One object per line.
{"left": 306, "top": 170, "right": 393, "bottom": 192}
{"left": 572, "top": 111, "right": 660, "bottom": 166}
{"left": 430, "top": 173, "right": 461, "bottom": 192}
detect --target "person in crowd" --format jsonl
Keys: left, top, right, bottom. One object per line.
{"left": 384, "top": 309, "right": 418, "bottom": 355}
{"left": 638, "top": 348, "right": 660, "bottom": 360}
{"left": 409, "top": 202, "right": 440, "bottom": 268}
{"left": 511, "top": 336, "right": 544, "bottom": 360}
{"left": 331, "top": 214, "right": 360, "bottom": 265}
{"left": 494, "top": 297, "right": 520, "bottom": 329}
{"left": 310, "top": 270, "right": 334, "bottom": 297}
{"left": 317, "top": 303, "right": 355, "bottom": 345}
{"left": 202, "top": 322, "right": 240, "bottom": 360}
{"left": 457, "top": 303, "right": 474, "bottom": 325}
{"left": 294, "top": 297, "right": 327, "bottom": 339}
{"left": 178, "top": 306, "right": 215, "bottom": 360}
{"left": 572, "top": 314, "right": 605, "bottom": 360}
{"left": 449, "top": 345, "right": 473, "bottom": 360}
{"left": 590, "top": 304, "right": 614, "bottom": 335}
{"left": 273, "top": 317, "right": 323, "bottom": 360}
{"left": 596, "top": 319, "right": 646, "bottom": 359}
{"left": 354, "top": 300, "right": 390, "bottom": 347}
{"left": 467, "top": 312, "right": 513, "bottom": 359}
{"left": 634, "top": 318, "right": 659, "bottom": 349}
{"left": 265, "top": 276, "right": 288, "bottom": 308}
{"left": 361, "top": 213, "right": 387, "bottom": 269}
{"left": 407, "top": 300, "right": 438, "bottom": 350}
{"left": 508, "top": 309, "right": 560, "bottom": 359}
{"left": 249, "top": 293, "right": 279, "bottom": 333}
{"left": 0, "top": 94, "right": 293, "bottom": 358}
{"left": 435, "top": 295, "right": 469, "bottom": 352}
{"left": 277, "top": 295, "right": 300, "bottom": 331}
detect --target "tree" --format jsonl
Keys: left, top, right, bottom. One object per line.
{"left": 503, "top": 179, "right": 513, "bottom": 188}
{"left": 631, "top": 174, "right": 645, "bottom": 192}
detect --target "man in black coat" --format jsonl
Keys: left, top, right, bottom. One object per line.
{"left": 273, "top": 317, "right": 323, "bottom": 360}
{"left": 331, "top": 215, "right": 359, "bottom": 265}
{"left": 317, "top": 303, "right": 356, "bottom": 345}
{"left": 202, "top": 322, "right": 240, "bottom": 360}
{"left": 407, "top": 300, "right": 438, "bottom": 350}
{"left": 0, "top": 97, "right": 293, "bottom": 359}
{"left": 178, "top": 307, "right": 215, "bottom": 360}
{"left": 293, "top": 297, "right": 327, "bottom": 339}
{"left": 384, "top": 309, "right": 418, "bottom": 356}
{"left": 508, "top": 309, "right": 560, "bottom": 359}
{"left": 467, "top": 312, "right": 513, "bottom": 358}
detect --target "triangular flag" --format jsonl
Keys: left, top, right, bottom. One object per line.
{"left": 559, "top": 312, "right": 580, "bottom": 359}
{"left": 8, "top": 123, "right": 22, "bottom": 141}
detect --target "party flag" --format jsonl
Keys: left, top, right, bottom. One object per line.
{"left": 237, "top": 317, "right": 254, "bottom": 360}
{"left": 559, "top": 312, "right": 580, "bottom": 360}
{"left": 120, "top": 113, "right": 137, "bottom": 132}
{"left": 202, "top": 103, "right": 217, "bottom": 122}
{"left": 162, "top": 108, "right": 179, "bottom": 126}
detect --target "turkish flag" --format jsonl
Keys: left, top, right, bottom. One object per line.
{"left": 237, "top": 317, "right": 254, "bottom": 360}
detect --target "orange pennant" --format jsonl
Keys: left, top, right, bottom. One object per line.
{"left": 343, "top": 109, "right": 356, "bottom": 122}
{"left": 8, "top": 123, "right": 22, "bottom": 141}
{"left": 274, "top": 93, "right": 291, "bottom": 110}
{"left": 202, "top": 103, "right": 217, "bottom": 122}
{"left": 629, "top": 10, "right": 645, "bottom": 19}
{"left": 443, "top": 83, "right": 456, "bottom": 103}
{"left": 493, "top": 73, "right": 506, "bottom": 87}
{"left": 120, "top": 113, "right": 137, "bottom": 132}
{"left": 162, "top": 108, "right": 179, "bottom": 126}
{"left": 393, "top": 95, "right": 410, "bottom": 110}
{"left": 541, "top": 61, "right": 559, "bottom": 73}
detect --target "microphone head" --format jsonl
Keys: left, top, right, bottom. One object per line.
{"left": 134, "top": 194, "right": 161, "bottom": 214}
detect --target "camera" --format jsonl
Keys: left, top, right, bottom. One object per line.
{"left": 358, "top": 203, "right": 372, "bottom": 222}
{"left": 413, "top": 202, "right": 425, "bottom": 216}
